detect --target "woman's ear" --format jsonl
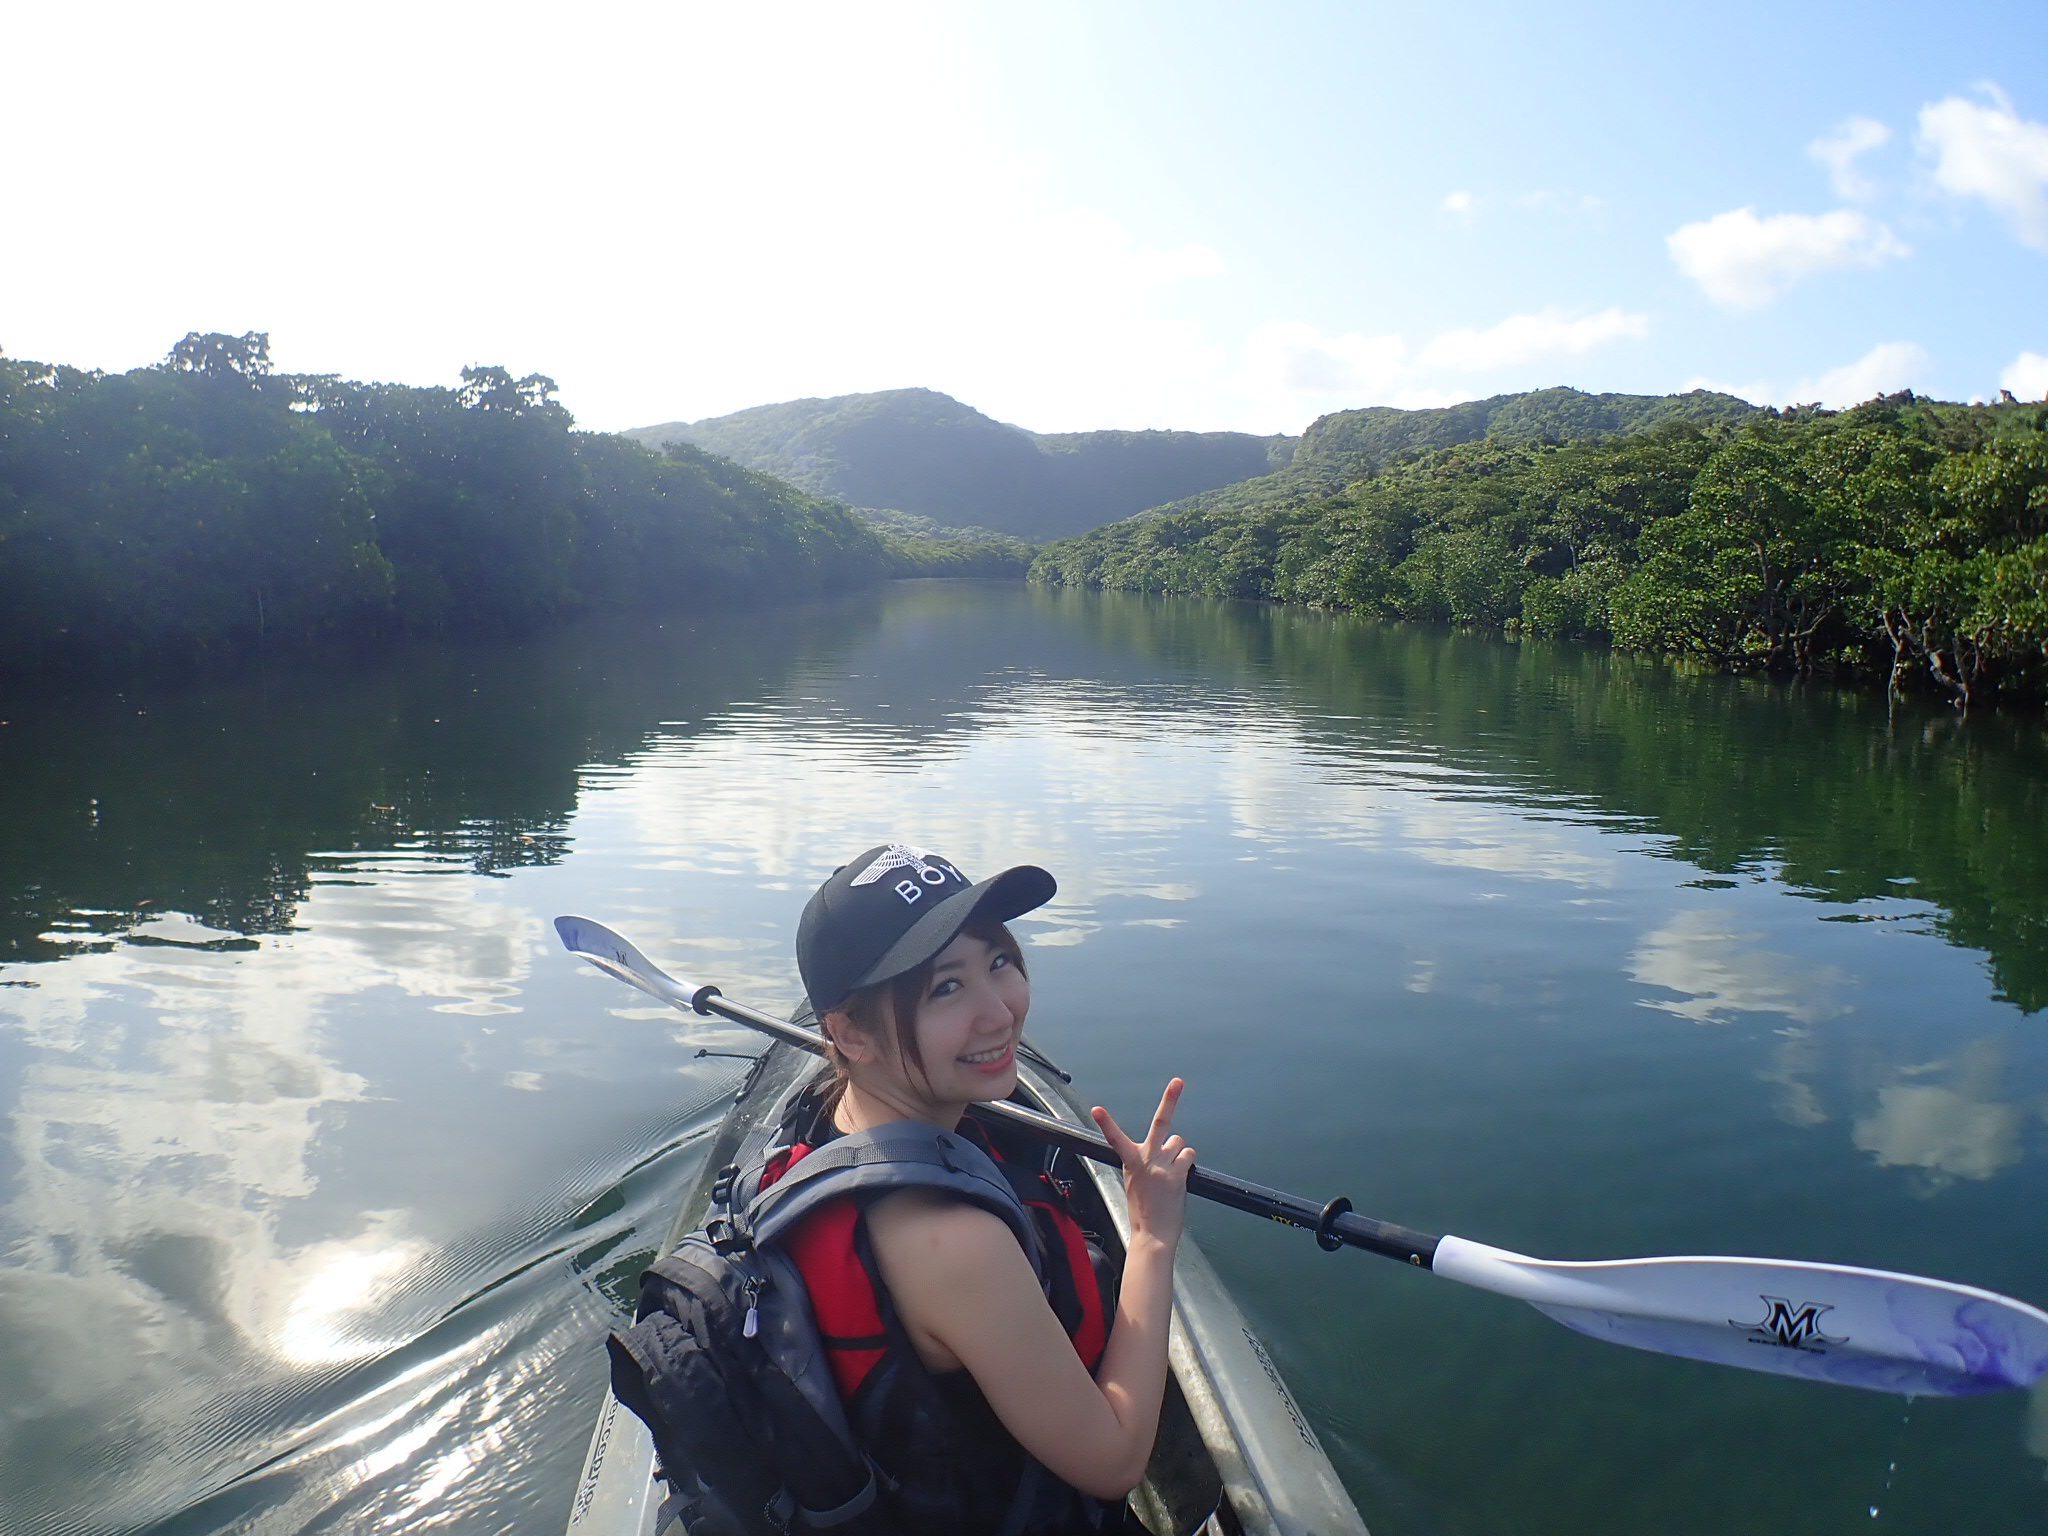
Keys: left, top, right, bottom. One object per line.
{"left": 820, "top": 1009, "right": 866, "bottom": 1062}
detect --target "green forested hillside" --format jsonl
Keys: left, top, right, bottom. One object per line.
{"left": 1034, "top": 393, "right": 2048, "bottom": 707}
{"left": 0, "top": 334, "right": 1008, "bottom": 677}
{"left": 625, "top": 388, "right": 1286, "bottom": 540}
{"left": 1126, "top": 385, "right": 1765, "bottom": 531}
{"left": 1300, "top": 385, "right": 1760, "bottom": 466}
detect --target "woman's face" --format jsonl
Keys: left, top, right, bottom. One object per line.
{"left": 890, "top": 928, "right": 1032, "bottom": 1106}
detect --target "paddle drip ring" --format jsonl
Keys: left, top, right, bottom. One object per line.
{"left": 1315, "top": 1196, "right": 1352, "bottom": 1252}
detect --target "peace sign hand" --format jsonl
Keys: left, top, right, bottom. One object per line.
{"left": 1092, "top": 1078, "right": 1197, "bottom": 1251}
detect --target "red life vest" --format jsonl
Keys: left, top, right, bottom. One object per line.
{"left": 760, "top": 1118, "right": 1110, "bottom": 1402}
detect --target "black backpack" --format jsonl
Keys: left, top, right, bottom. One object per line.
{"left": 607, "top": 1117, "right": 1043, "bottom": 1536}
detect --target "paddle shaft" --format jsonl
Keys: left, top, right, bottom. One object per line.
{"left": 669, "top": 976, "right": 1441, "bottom": 1268}
{"left": 560, "top": 915, "right": 2048, "bottom": 1396}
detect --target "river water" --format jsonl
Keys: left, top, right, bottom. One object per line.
{"left": 2, "top": 579, "right": 2045, "bottom": 1536}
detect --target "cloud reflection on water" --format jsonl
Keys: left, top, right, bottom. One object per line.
{"left": 1852, "top": 1038, "right": 2025, "bottom": 1186}
{"left": 0, "top": 862, "right": 543, "bottom": 1520}
{"left": 1759, "top": 1028, "right": 1831, "bottom": 1127}
{"left": 589, "top": 682, "right": 1628, "bottom": 1015}
{"left": 1626, "top": 908, "right": 2036, "bottom": 1191}
{"left": 1629, "top": 909, "right": 1851, "bottom": 1025}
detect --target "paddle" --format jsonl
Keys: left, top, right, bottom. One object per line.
{"left": 555, "top": 913, "right": 2048, "bottom": 1399}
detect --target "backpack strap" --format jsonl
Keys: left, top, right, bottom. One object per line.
{"left": 742, "top": 1119, "right": 1043, "bottom": 1272}
{"left": 717, "top": 1070, "right": 831, "bottom": 1213}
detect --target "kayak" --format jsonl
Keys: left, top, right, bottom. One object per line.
{"left": 564, "top": 1037, "right": 1372, "bottom": 1536}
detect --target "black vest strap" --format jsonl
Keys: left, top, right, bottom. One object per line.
{"left": 743, "top": 1119, "right": 1042, "bottom": 1274}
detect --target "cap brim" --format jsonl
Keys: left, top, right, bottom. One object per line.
{"left": 852, "top": 864, "right": 1056, "bottom": 994}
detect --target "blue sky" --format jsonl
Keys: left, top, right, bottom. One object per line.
{"left": 5, "top": 0, "right": 2045, "bottom": 434}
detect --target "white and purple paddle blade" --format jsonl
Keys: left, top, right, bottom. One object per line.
{"left": 1433, "top": 1236, "right": 2048, "bottom": 1396}
{"left": 554, "top": 915, "right": 691, "bottom": 1003}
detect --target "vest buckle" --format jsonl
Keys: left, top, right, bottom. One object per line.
{"left": 705, "top": 1216, "right": 750, "bottom": 1256}
{"left": 711, "top": 1163, "right": 741, "bottom": 1207}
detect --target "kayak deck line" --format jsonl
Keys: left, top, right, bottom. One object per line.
{"left": 563, "top": 1040, "right": 1370, "bottom": 1536}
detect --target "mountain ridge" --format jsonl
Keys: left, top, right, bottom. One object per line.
{"left": 623, "top": 388, "right": 1289, "bottom": 541}
{"left": 624, "top": 384, "right": 1763, "bottom": 542}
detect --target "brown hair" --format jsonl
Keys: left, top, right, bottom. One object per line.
{"left": 819, "top": 918, "right": 1026, "bottom": 1107}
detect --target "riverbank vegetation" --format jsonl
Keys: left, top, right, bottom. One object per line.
{"left": 1033, "top": 394, "right": 2048, "bottom": 707}
{"left": 0, "top": 334, "right": 1017, "bottom": 677}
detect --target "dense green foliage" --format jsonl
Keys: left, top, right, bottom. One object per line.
{"left": 0, "top": 334, "right": 903, "bottom": 674}
{"left": 1124, "top": 385, "right": 1764, "bottom": 531}
{"left": 855, "top": 503, "right": 1033, "bottom": 577}
{"left": 1033, "top": 394, "right": 2048, "bottom": 706}
{"left": 851, "top": 504, "right": 1012, "bottom": 542}
{"left": 1299, "top": 385, "right": 1760, "bottom": 467}
{"left": 626, "top": 388, "right": 1287, "bottom": 540}
{"left": 879, "top": 533, "right": 1033, "bottom": 578}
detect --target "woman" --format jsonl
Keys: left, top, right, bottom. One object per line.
{"left": 775, "top": 841, "right": 1195, "bottom": 1532}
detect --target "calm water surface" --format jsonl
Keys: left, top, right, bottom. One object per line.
{"left": 3, "top": 580, "right": 2045, "bottom": 1535}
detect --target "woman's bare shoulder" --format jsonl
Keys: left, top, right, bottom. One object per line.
{"left": 862, "top": 1188, "right": 1050, "bottom": 1375}
{"left": 864, "top": 1186, "right": 1023, "bottom": 1269}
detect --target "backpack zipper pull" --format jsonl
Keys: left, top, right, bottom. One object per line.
{"left": 742, "top": 1277, "right": 762, "bottom": 1339}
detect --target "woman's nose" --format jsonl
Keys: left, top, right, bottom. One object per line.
{"left": 973, "top": 977, "right": 1022, "bottom": 1028}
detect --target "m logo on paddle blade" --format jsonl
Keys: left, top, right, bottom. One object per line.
{"left": 1733, "top": 1295, "right": 1848, "bottom": 1353}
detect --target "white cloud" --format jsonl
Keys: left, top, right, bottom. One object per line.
{"left": 2002, "top": 351, "right": 2048, "bottom": 400}
{"left": 1918, "top": 87, "right": 2048, "bottom": 252}
{"left": 1682, "top": 340, "right": 1929, "bottom": 409}
{"left": 1417, "top": 306, "right": 1649, "bottom": 372}
{"left": 1807, "top": 116, "right": 1891, "bottom": 199}
{"left": 1800, "top": 342, "right": 1930, "bottom": 406}
{"left": 1678, "top": 373, "right": 1771, "bottom": 405}
{"left": 1241, "top": 321, "right": 1412, "bottom": 399}
{"left": 1236, "top": 306, "right": 1649, "bottom": 426}
{"left": 1667, "top": 206, "right": 1910, "bottom": 309}
{"left": 1442, "top": 190, "right": 1475, "bottom": 217}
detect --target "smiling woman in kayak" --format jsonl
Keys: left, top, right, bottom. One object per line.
{"left": 781, "top": 841, "right": 1194, "bottom": 1533}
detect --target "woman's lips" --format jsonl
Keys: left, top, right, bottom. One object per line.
{"left": 959, "top": 1040, "right": 1015, "bottom": 1073}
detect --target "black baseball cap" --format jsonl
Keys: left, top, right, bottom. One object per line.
{"left": 797, "top": 843, "right": 1056, "bottom": 1015}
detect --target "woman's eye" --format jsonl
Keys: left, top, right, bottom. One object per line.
{"left": 990, "top": 952, "right": 1012, "bottom": 971}
{"left": 929, "top": 978, "right": 961, "bottom": 1000}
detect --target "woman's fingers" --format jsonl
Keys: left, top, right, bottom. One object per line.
{"left": 1145, "top": 1077, "right": 1185, "bottom": 1147}
{"left": 1091, "top": 1105, "right": 1136, "bottom": 1159}
{"left": 1100, "top": 1080, "right": 1193, "bottom": 1188}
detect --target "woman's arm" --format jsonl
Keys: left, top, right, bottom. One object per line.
{"left": 867, "top": 1080, "right": 1195, "bottom": 1500}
